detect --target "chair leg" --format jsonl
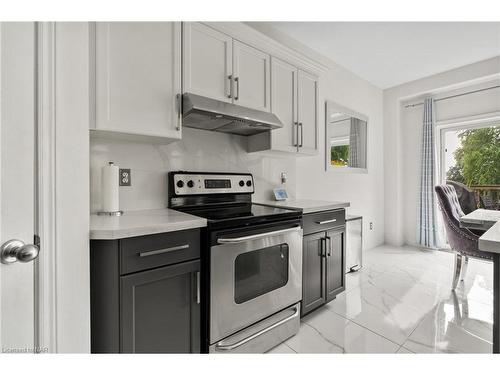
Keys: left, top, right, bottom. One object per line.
{"left": 460, "top": 256, "right": 469, "bottom": 282}
{"left": 452, "top": 253, "right": 463, "bottom": 290}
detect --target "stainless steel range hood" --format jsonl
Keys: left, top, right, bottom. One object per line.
{"left": 182, "top": 93, "right": 283, "bottom": 136}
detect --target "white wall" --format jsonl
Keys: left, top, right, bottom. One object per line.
{"left": 384, "top": 57, "right": 500, "bottom": 246}
{"left": 296, "top": 66, "right": 384, "bottom": 250}
{"left": 250, "top": 24, "right": 386, "bottom": 250}
{"left": 90, "top": 128, "right": 297, "bottom": 212}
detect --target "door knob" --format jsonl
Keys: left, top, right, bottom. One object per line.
{"left": 1, "top": 239, "right": 39, "bottom": 264}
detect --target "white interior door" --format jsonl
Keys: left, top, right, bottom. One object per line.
{"left": 0, "top": 22, "right": 39, "bottom": 353}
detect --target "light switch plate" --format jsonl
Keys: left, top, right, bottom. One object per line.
{"left": 119, "top": 169, "right": 131, "bottom": 186}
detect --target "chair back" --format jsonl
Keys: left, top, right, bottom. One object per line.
{"left": 435, "top": 184, "right": 489, "bottom": 259}
{"left": 435, "top": 185, "right": 464, "bottom": 227}
{"left": 445, "top": 180, "right": 477, "bottom": 214}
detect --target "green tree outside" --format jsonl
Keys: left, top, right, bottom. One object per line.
{"left": 331, "top": 145, "right": 349, "bottom": 166}
{"left": 446, "top": 126, "right": 500, "bottom": 208}
{"left": 447, "top": 126, "right": 500, "bottom": 185}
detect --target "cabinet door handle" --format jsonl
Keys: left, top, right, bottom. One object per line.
{"left": 293, "top": 122, "right": 298, "bottom": 147}
{"left": 299, "top": 122, "right": 303, "bottom": 148}
{"left": 320, "top": 237, "right": 327, "bottom": 258}
{"left": 139, "top": 244, "right": 189, "bottom": 257}
{"left": 326, "top": 235, "right": 332, "bottom": 257}
{"left": 176, "top": 93, "right": 182, "bottom": 131}
{"left": 234, "top": 76, "right": 240, "bottom": 100}
{"left": 196, "top": 271, "right": 200, "bottom": 304}
{"left": 227, "top": 75, "right": 233, "bottom": 98}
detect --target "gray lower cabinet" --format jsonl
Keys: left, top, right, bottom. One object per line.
{"left": 90, "top": 228, "right": 201, "bottom": 353}
{"left": 325, "top": 228, "right": 346, "bottom": 303}
{"left": 121, "top": 260, "right": 200, "bottom": 353}
{"left": 301, "top": 210, "right": 346, "bottom": 317}
{"left": 302, "top": 232, "right": 326, "bottom": 314}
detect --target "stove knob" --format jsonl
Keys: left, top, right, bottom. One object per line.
{"left": 176, "top": 180, "right": 184, "bottom": 188}
{"left": 246, "top": 180, "right": 252, "bottom": 187}
{"left": 187, "top": 180, "right": 194, "bottom": 188}
{"left": 239, "top": 180, "right": 245, "bottom": 187}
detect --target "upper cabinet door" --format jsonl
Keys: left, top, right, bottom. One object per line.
{"left": 297, "top": 69, "right": 319, "bottom": 155}
{"left": 233, "top": 41, "right": 271, "bottom": 112}
{"left": 94, "top": 22, "right": 182, "bottom": 138}
{"left": 183, "top": 23, "right": 232, "bottom": 102}
{"left": 270, "top": 57, "right": 298, "bottom": 153}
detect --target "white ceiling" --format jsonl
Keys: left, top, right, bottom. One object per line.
{"left": 267, "top": 22, "right": 500, "bottom": 89}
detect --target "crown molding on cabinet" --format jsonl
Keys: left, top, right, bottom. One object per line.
{"left": 202, "top": 22, "right": 329, "bottom": 76}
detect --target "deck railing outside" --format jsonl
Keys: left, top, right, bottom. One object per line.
{"left": 470, "top": 185, "right": 500, "bottom": 210}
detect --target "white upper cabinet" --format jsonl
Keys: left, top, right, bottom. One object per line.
{"left": 297, "top": 69, "right": 319, "bottom": 155}
{"left": 183, "top": 23, "right": 271, "bottom": 112}
{"left": 268, "top": 57, "right": 298, "bottom": 153}
{"left": 248, "top": 62, "right": 319, "bottom": 155}
{"left": 183, "top": 23, "right": 232, "bottom": 103}
{"left": 93, "top": 22, "right": 182, "bottom": 140}
{"left": 232, "top": 41, "right": 271, "bottom": 112}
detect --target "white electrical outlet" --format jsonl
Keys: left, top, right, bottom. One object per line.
{"left": 280, "top": 172, "right": 287, "bottom": 184}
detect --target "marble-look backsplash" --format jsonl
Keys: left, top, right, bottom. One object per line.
{"left": 90, "top": 128, "right": 297, "bottom": 213}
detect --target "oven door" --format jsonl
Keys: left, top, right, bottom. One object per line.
{"left": 210, "top": 225, "right": 302, "bottom": 344}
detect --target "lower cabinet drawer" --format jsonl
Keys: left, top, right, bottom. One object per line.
{"left": 120, "top": 229, "right": 200, "bottom": 275}
{"left": 303, "top": 209, "right": 345, "bottom": 235}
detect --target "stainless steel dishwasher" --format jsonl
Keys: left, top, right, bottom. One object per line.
{"left": 345, "top": 215, "right": 363, "bottom": 273}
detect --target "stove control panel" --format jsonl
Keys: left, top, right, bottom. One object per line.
{"left": 171, "top": 172, "right": 254, "bottom": 195}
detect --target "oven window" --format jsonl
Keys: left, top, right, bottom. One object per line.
{"left": 234, "top": 244, "right": 289, "bottom": 304}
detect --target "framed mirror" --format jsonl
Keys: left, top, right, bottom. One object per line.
{"left": 325, "top": 101, "right": 368, "bottom": 173}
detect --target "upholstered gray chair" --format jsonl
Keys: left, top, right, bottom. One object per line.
{"left": 445, "top": 180, "right": 477, "bottom": 214}
{"left": 435, "top": 185, "right": 492, "bottom": 290}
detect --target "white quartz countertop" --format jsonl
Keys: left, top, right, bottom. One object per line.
{"left": 90, "top": 209, "right": 207, "bottom": 240}
{"left": 460, "top": 209, "right": 500, "bottom": 228}
{"left": 479, "top": 221, "right": 500, "bottom": 254}
{"left": 255, "top": 199, "right": 350, "bottom": 214}
{"left": 461, "top": 209, "right": 500, "bottom": 254}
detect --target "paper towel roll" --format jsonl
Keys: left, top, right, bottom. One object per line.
{"left": 102, "top": 161, "right": 119, "bottom": 212}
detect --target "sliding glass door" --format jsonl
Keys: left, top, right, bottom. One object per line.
{"left": 438, "top": 121, "right": 500, "bottom": 212}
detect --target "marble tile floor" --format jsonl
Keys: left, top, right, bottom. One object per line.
{"left": 268, "top": 245, "right": 493, "bottom": 354}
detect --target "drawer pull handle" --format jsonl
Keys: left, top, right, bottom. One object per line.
{"left": 316, "top": 219, "right": 337, "bottom": 225}
{"left": 139, "top": 244, "right": 189, "bottom": 257}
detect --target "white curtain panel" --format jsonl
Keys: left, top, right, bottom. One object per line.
{"left": 348, "top": 118, "right": 360, "bottom": 168}
{"left": 418, "top": 98, "right": 444, "bottom": 248}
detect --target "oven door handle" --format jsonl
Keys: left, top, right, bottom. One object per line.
{"left": 217, "top": 226, "right": 301, "bottom": 244}
{"left": 214, "top": 305, "right": 299, "bottom": 352}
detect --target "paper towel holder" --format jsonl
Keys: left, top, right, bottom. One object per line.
{"left": 99, "top": 161, "right": 123, "bottom": 216}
